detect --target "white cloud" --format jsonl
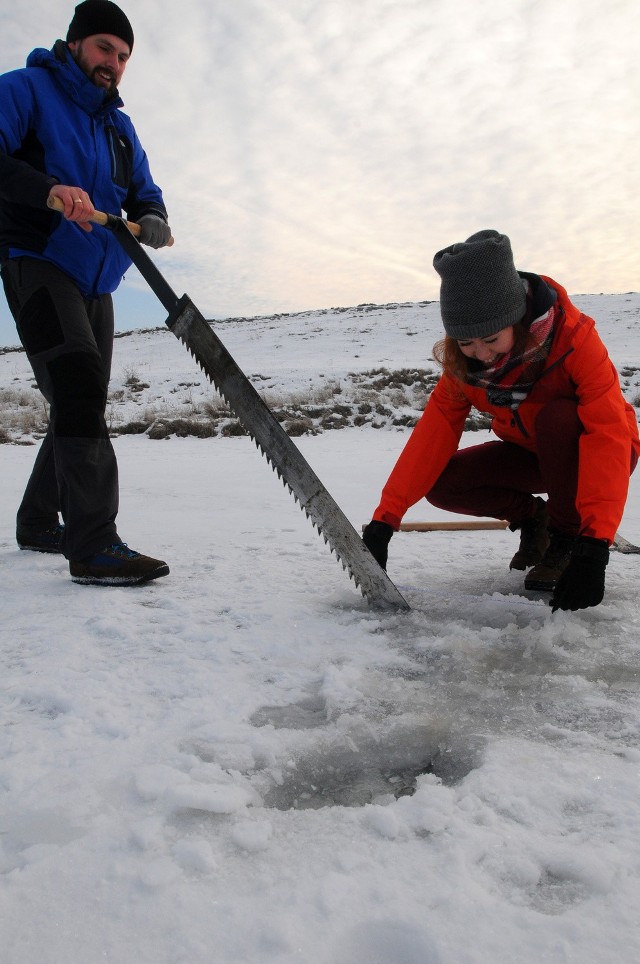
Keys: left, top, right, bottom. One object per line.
{"left": 0, "top": 0, "right": 638, "bottom": 343}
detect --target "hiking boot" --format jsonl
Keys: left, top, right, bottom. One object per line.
{"left": 509, "top": 498, "right": 550, "bottom": 570}
{"left": 17, "top": 523, "right": 65, "bottom": 554}
{"left": 69, "top": 543, "right": 170, "bottom": 586}
{"left": 524, "top": 529, "right": 576, "bottom": 592}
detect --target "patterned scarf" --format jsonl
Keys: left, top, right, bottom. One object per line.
{"left": 464, "top": 287, "right": 558, "bottom": 409}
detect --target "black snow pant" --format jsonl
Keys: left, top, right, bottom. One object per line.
{"left": 1, "top": 257, "right": 121, "bottom": 561}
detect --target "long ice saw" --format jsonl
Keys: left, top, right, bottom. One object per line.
{"left": 48, "top": 200, "right": 410, "bottom": 610}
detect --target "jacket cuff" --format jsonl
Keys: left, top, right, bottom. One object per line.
{"left": 372, "top": 510, "right": 401, "bottom": 531}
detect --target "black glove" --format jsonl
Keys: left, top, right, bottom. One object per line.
{"left": 362, "top": 520, "right": 394, "bottom": 570}
{"left": 550, "top": 536, "right": 610, "bottom": 612}
{"left": 138, "top": 214, "right": 172, "bottom": 249}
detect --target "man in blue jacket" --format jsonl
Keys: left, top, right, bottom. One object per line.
{"left": 0, "top": 1, "right": 172, "bottom": 585}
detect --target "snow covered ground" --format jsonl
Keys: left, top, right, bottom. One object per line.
{"left": 1, "top": 294, "right": 640, "bottom": 963}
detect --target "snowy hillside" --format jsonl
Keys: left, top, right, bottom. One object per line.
{"left": 2, "top": 294, "right": 640, "bottom": 442}
{"left": 1, "top": 295, "right": 640, "bottom": 964}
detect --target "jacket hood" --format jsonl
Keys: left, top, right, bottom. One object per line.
{"left": 26, "top": 41, "right": 123, "bottom": 116}
{"left": 519, "top": 271, "right": 558, "bottom": 322}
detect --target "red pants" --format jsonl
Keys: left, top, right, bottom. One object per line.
{"left": 427, "top": 398, "right": 637, "bottom": 534}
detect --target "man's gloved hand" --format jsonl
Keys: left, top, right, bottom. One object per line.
{"left": 138, "top": 214, "right": 172, "bottom": 249}
{"left": 362, "top": 520, "right": 394, "bottom": 571}
{"left": 550, "top": 536, "right": 610, "bottom": 612}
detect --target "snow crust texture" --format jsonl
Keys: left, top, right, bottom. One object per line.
{"left": 1, "top": 295, "right": 640, "bottom": 963}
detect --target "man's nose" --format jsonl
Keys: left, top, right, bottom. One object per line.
{"left": 104, "top": 51, "right": 120, "bottom": 71}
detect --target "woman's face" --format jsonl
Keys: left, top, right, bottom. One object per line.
{"left": 456, "top": 326, "right": 515, "bottom": 366}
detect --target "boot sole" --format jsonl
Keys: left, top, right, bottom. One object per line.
{"left": 18, "top": 544, "right": 64, "bottom": 554}
{"left": 524, "top": 578, "right": 556, "bottom": 592}
{"left": 70, "top": 564, "right": 170, "bottom": 586}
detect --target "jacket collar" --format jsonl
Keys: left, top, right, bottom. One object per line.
{"left": 518, "top": 271, "right": 558, "bottom": 320}
{"left": 26, "top": 41, "right": 124, "bottom": 117}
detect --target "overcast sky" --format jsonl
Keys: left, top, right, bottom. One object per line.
{"left": 0, "top": 0, "right": 638, "bottom": 345}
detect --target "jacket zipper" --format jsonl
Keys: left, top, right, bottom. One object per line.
{"left": 511, "top": 408, "right": 529, "bottom": 437}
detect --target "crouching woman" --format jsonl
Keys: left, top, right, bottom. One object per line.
{"left": 363, "top": 230, "right": 639, "bottom": 612}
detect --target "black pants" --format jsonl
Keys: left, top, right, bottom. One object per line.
{"left": 1, "top": 257, "right": 121, "bottom": 560}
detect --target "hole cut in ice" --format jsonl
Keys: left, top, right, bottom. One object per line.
{"left": 260, "top": 724, "right": 481, "bottom": 811}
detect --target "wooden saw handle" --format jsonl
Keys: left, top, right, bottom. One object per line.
{"left": 46, "top": 195, "right": 174, "bottom": 246}
{"left": 398, "top": 520, "right": 509, "bottom": 532}
{"left": 362, "top": 520, "right": 509, "bottom": 533}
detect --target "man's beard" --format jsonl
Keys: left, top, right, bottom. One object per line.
{"left": 89, "top": 67, "right": 117, "bottom": 96}
{"left": 71, "top": 45, "right": 118, "bottom": 96}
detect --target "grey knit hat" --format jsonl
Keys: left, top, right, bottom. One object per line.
{"left": 67, "top": 0, "right": 134, "bottom": 51}
{"left": 433, "top": 230, "right": 526, "bottom": 340}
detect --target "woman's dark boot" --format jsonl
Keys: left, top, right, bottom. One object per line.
{"left": 509, "top": 498, "right": 550, "bottom": 570}
{"left": 524, "top": 529, "right": 576, "bottom": 591}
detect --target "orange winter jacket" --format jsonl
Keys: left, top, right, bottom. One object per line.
{"left": 373, "top": 277, "right": 640, "bottom": 544}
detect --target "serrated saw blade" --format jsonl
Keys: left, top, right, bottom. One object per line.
{"left": 107, "top": 218, "right": 409, "bottom": 610}
{"left": 169, "top": 296, "right": 409, "bottom": 610}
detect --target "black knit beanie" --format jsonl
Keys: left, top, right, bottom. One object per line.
{"left": 433, "top": 230, "right": 526, "bottom": 340}
{"left": 67, "top": 0, "right": 134, "bottom": 51}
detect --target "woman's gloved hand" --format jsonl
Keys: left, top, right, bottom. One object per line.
{"left": 550, "top": 536, "right": 610, "bottom": 612}
{"left": 362, "top": 520, "right": 394, "bottom": 570}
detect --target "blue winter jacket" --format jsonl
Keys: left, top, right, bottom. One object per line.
{"left": 0, "top": 41, "right": 167, "bottom": 296}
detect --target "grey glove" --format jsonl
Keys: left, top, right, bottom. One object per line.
{"left": 138, "top": 214, "right": 172, "bottom": 249}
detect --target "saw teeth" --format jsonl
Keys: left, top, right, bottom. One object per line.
{"left": 170, "top": 314, "right": 409, "bottom": 611}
